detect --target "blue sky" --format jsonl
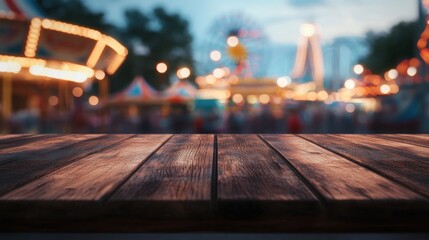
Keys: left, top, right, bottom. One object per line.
{"left": 86, "top": 0, "right": 419, "bottom": 45}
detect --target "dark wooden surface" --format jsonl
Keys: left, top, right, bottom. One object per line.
{"left": 0, "top": 134, "right": 428, "bottom": 232}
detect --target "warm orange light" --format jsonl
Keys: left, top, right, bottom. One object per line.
{"left": 177, "top": 67, "right": 191, "bottom": 79}
{"left": 380, "top": 84, "right": 391, "bottom": 94}
{"left": 407, "top": 66, "right": 417, "bottom": 77}
{"left": 317, "top": 91, "right": 328, "bottom": 101}
{"left": 95, "top": 70, "right": 106, "bottom": 80}
{"left": 259, "top": 94, "right": 270, "bottom": 104}
{"left": 229, "top": 75, "right": 239, "bottom": 84}
{"left": 213, "top": 68, "right": 225, "bottom": 78}
{"left": 344, "top": 79, "right": 355, "bottom": 89}
{"left": 89, "top": 96, "right": 99, "bottom": 106}
{"left": 156, "top": 62, "right": 168, "bottom": 73}
{"left": 277, "top": 76, "right": 291, "bottom": 88}
{"left": 72, "top": 87, "right": 83, "bottom": 97}
{"left": 206, "top": 74, "right": 216, "bottom": 84}
{"left": 387, "top": 69, "right": 398, "bottom": 80}
{"left": 232, "top": 94, "right": 243, "bottom": 104}
{"left": 48, "top": 96, "right": 59, "bottom": 106}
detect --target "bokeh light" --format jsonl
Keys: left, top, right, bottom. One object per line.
{"left": 156, "top": 62, "right": 168, "bottom": 73}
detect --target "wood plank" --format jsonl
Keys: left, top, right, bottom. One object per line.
{"left": 300, "top": 134, "right": 429, "bottom": 198}
{"left": 372, "top": 134, "right": 429, "bottom": 148}
{"left": 111, "top": 135, "right": 214, "bottom": 218}
{"left": 0, "top": 134, "right": 59, "bottom": 151}
{"left": 112, "top": 134, "right": 213, "bottom": 200}
{"left": 0, "top": 135, "right": 129, "bottom": 196}
{"left": 0, "top": 134, "right": 30, "bottom": 141}
{"left": 217, "top": 134, "right": 319, "bottom": 217}
{"left": 0, "top": 134, "right": 102, "bottom": 166}
{"left": 1, "top": 135, "right": 171, "bottom": 200}
{"left": 262, "top": 135, "right": 428, "bottom": 216}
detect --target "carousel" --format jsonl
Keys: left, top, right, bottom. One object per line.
{"left": 0, "top": 10, "right": 128, "bottom": 127}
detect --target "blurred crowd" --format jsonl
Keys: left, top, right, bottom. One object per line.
{"left": 1, "top": 102, "right": 394, "bottom": 134}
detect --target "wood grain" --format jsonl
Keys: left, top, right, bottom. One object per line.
{"left": 372, "top": 134, "right": 429, "bottom": 148}
{"left": 110, "top": 135, "right": 214, "bottom": 218}
{"left": 300, "top": 134, "right": 429, "bottom": 198}
{"left": 1, "top": 134, "right": 428, "bottom": 232}
{"left": 0, "top": 134, "right": 102, "bottom": 166}
{"left": 113, "top": 134, "right": 213, "bottom": 200}
{"left": 0, "top": 134, "right": 59, "bottom": 153}
{"left": 1, "top": 135, "right": 170, "bottom": 200}
{"left": 262, "top": 135, "right": 427, "bottom": 215}
{"left": 217, "top": 134, "right": 319, "bottom": 217}
{"left": 0, "top": 135, "right": 130, "bottom": 196}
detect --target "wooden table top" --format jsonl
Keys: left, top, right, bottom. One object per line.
{"left": 0, "top": 134, "right": 428, "bottom": 232}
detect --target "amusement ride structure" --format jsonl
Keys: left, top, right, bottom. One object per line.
{"left": 0, "top": 2, "right": 128, "bottom": 122}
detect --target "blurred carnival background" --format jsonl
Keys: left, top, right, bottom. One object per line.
{"left": 0, "top": 0, "right": 427, "bottom": 134}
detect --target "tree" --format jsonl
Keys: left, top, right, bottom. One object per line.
{"left": 360, "top": 20, "right": 422, "bottom": 74}
{"left": 36, "top": 0, "right": 195, "bottom": 92}
{"left": 124, "top": 7, "right": 195, "bottom": 90}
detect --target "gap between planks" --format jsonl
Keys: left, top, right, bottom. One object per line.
{"left": 298, "top": 134, "right": 429, "bottom": 200}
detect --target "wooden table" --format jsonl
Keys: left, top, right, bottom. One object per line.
{"left": 0, "top": 134, "right": 428, "bottom": 232}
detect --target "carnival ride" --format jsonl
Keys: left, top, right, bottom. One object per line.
{"left": 0, "top": 9, "right": 128, "bottom": 120}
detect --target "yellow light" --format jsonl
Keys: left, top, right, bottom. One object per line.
{"left": 48, "top": 96, "right": 59, "bottom": 106}
{"left": 29, "top": 65, "right": 88, "bottom": 83}
{"left": 87, "top": 39, "right": 106, "bottom": 67}
{"left": 225, "top": 90, "right": 231, "bottom": 99}
{"left": 387, "top": 69, "right": 398, "bottom": 80}
{"left": 407, "top": 66, "right": 417, "bottom": 77}
{"left": 277, "top": 76, "right": 291, "bottom": 88}
{"left": 222, "top": 67, "right": 231, "bottom": 77}
{"left": 72, "top": 87, "right": 84, "bottom": 97}
{"left": 0, "top": 61, "right": 21, "bottom": 73}
{"left": 283, "top": 90, "right": 294, "bottom": 99}
{"left": 227, "top": 36, "right": 239, "bottom": 47}
{"left": 95, "top": 70, "right": 106, "bottom": 80}
{"left": 206, "top": 75, "right": 216, "bottom": 84}
{"left": 247, "top": 95, "right": 258, "bottom": 104}
{"left": 353, "top": 64, "right": 364, "bottom": 75}
{"left": 210, "top": 50, "right": 222, "bottom": 62}
{"left": 156, "top": 62, "right": 168, "bottom": 73}
{"left": 390, "top": 84, "right": 399, "bottom": 94}
{"left": 177, "top": 67, "right": 191, "bottom": 79}
{"left": 89, "top": 96, "right": 99, "bottom": 106}
{"left": 380, "top": 84, "right": 391, "bottom": 94}
{"left": 213, "top": 68, "right": 225, "bottom": 78}
{"left": 232, "top": 94, "right": 243, "bottom": 104}
{"left": 229, "top": 75, "right": 239, "bottom": 84}
{"left": 25, "top": 18, "right": 42, "bottom": 57}
{"left": 345, "top": 104, "right": 355, "bottom": 113}
{"left": 259, "top": 94, "right": 270, "bottom": 104}
{"left": 300, "top": 23, "right": 316, "bottom": 37}
{"left": 107, "top": 54, "right": 126, "bottom": 75}
{"left": 344, "top": 79, "right": 356, "bottom": 90}
{"left": 317, "top": 90, "right": 329, "bottom": 101}
{"left": 307, "top": 92, "right": 317, "bottom": 101}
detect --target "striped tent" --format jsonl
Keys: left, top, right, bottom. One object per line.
{"left": 111, "top": 76, "right": 159, "bottom": 102}
{"left": 163, "top": 80, "right": 197, "bottom": 103}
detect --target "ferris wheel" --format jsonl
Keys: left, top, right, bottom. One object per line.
{"left": 201, "top": 13, "right": 269, "bottom": 78}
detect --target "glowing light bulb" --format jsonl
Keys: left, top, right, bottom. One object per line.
{"left": 300, "top": 23, "right": 316, "bottom": 37}
{"left": 344, "top": 79, "right": 356, "bottom": 90}
{"left": 156, "top": 62, "right": 168, "bottom": 73}
{"left": 227, "top": 36, "right": 239, "bottom": 47}
{"left": 210, "top": 50, "right": 222, "bottom": 61}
